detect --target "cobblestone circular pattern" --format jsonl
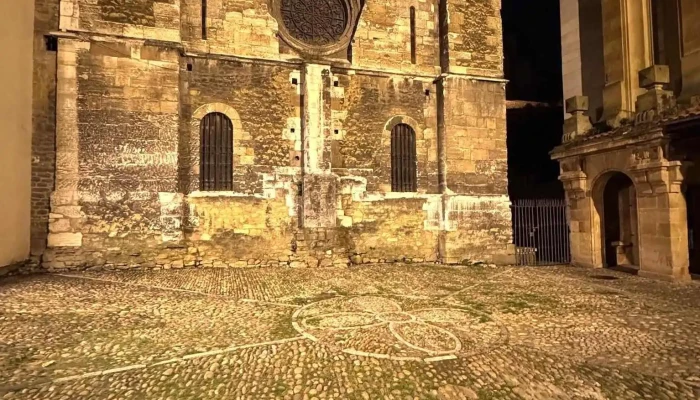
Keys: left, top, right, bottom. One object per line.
{"left": 291, "top": 295, "right": 507, "bottom": 362}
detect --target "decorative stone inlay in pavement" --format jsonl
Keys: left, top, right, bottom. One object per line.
{"left": 292, "top": 295, "right": 507, "bottom": 362}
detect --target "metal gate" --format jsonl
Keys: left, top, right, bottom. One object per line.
{"left": 511, "top": 199, "right": 571, "bottom": 266}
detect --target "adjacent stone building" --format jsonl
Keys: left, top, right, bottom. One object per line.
{"left": 0, "top": 0, "right": 34, "bottom": 270}
{"left": 554, "top": 0, "right": 700, "bottom": 281}
{"left": 30, "top": 0, "right": 514, "bottom": 270}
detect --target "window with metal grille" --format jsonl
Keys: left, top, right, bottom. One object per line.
{"left": 390, "top": 123, "right": 417, "bottom": 192}
{"left": 200, "top": 112, "right": 233, "bottom": 191}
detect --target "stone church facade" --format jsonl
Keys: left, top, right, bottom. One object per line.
{"left": 555, "top": 0, "right": 700, "bottom": 281}
{"left": 30, "top": 0, "right": 514, "bottom": 270}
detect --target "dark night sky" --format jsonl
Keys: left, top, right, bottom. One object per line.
{"left": 501, "top": 0, "right": 565, "bottom": 199}
{"left": 502, "top": 0, "right": 563, "bottom": 103}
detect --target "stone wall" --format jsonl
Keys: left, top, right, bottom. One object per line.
{"left": 333, "top": 72, "right": 438, "bottom": 193}
{"left": 442, "top": 0, "right": 503, "bottom": 77}
{"left": 180, "top": 57, "right": 298, "bottom": 194}
{"left": 0, "top": 0, "right": 34, "bottom": 267}
{"left": 38, "top": 0, "right": 515, "bottom": 271}
{"left": 76, "top": 39, "right": 180, "bottom": 242}
{"left": 352, "top": 0, "right": 439, "bottom": 75}
{"left": 60, "top": 0, "right": 180, "bottom": 41}
{"left": 443, "top": 78, "right": 507, "bottom": 195}
{"left": 31, "top": 0, "right": 60, "bottom": 254}
{"left": 181, "top": 0, "right": 280, "bottom": 58}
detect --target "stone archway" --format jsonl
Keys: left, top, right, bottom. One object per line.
{"left": 593, "top": 171, "right": 639, "bottom": 268}
{"left": 685, "top": 184, "right": 700, "bottom": 275}
{"left": 683, "top": 162, "right": 700, "bottom": 276}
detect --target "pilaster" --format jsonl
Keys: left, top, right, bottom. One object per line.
{"left": 601, "top": 0, "right": 652, "bottom": 125}
{"left": 558, "top": 157, "right": 596, "bottom": 269}
{"left": 301, "top": 63, "right": 336, "bottom": 228}
{"left": 48, "top": 38, "right": 89, "bottom": 248}
{"left": 678, "top": 0, "right": 700, "bottom": 103}
{"left": 629, "top": 149, "right": 692, "bottom": 282}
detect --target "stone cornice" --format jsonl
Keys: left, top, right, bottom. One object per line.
{"left": 550, "top": 129, "right": 664, "bottom": 161}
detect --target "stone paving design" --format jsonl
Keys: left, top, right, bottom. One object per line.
{"left": 1, "top": 265, "right": 700, "bottom": 399}
{"left": 293, "top": 295, "right": 506, "bottom": 362}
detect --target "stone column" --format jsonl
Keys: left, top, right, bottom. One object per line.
{"left": 630, "top": 154, "right": 691, "bottom": 281}
{"left": 560, "top": 0, "right": 583, "bottom": 111}
{"left": 562, "top": 96, "right": 593, "bottom": 142}
{"left": 558, "top": 157, "right": 596, "bottom": 268}
{"left": 601, "top": 0, "right": 652, "bottom": 124}
{"left": 678, "top": 0, "right": 700, "bottom": 103}
{"left": 48, "top": 38, "right": 89, "bottom": 248}
{"left": 301, "top": 63, "right": 336, "bottom": 228}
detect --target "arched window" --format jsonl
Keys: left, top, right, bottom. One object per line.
{"left": 390, "top": 123, "right": 417, "bottom": 192}
{"left": 200, "top": 112, "right": 233, "bottom": 191}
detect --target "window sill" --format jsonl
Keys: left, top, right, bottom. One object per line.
{"left": 187, "top": 191, "right": 268, "bottom": 199}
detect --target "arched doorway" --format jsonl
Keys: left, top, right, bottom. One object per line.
{"left": 685, "top": 185, "right": 700, "bottom": 275}
{"left": 598, "top": 172, "right": 639, "bottom": 268}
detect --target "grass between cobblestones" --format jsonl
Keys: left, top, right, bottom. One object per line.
{"left": 0, "top": 264, "right": 698, "bottom": 399}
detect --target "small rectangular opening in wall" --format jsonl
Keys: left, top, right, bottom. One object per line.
{"left": 410, "top": 7, "right": 416, "bottom": 64}
{"left": 292, "top": 77, "right": 298, "bottom": 85}
{"left": 45, "top": 36, "right": 58, "bottom": 52}
{"left": 187, "top": 63, "right": 193, "bottom": 71}
{"left": 201, "top": 0, "right": 208, "bottom": 40}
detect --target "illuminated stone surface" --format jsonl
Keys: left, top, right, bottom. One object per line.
{"left": 0, "top": 265, "right": 699, "bottom": 399}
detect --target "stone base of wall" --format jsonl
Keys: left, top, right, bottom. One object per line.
{"left": 0, "top": 261, "right": 27, "bottom": 277}
{"left": 34, "top": 222, "right": 513, "bottom": 273}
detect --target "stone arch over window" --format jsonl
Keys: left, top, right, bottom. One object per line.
{"left": 383, "top": 116, "right": 421, "bottom": 193}
{"left": 185, "top": 103, "right": 252, "bottom": 194}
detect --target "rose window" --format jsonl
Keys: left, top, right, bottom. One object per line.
{"left": 280, "top": 0, "right": 350, "bottom": 46}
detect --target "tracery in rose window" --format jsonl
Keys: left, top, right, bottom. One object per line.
{"left": 280, "top": 0, "right": 349, "bottom": 45}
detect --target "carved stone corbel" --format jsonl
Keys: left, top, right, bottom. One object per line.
{"left": 628, "top": 144, "right": 689, "bottom": 195}
{"left": 562, "top": 96, "right": 593, "bottom": 143}
{"left": 635, "top": 65, "right": 676, "bottom": 125}
{"left": 559, "top": 157, "right": 587, "bottom": 199}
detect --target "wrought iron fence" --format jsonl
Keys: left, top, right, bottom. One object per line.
{"left": 511, "top": 199, "right": 571, "bottom": 266}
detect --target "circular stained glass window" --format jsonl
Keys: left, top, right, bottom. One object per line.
{"left": 280, "top": 0, "right": 349, "bottom": 46}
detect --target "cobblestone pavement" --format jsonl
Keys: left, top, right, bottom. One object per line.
{"left": 1, "top": 265, "right": 699, "bottom": 399}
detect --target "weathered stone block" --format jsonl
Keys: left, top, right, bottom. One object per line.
{"left": 48, "top": 232, "right": 82, "bottom": 247}
{"left": 639, "top": 65, "right": 670, "bottom": 89}
{"left": 565, "top": 96, "right": 589, "bottom": 114}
